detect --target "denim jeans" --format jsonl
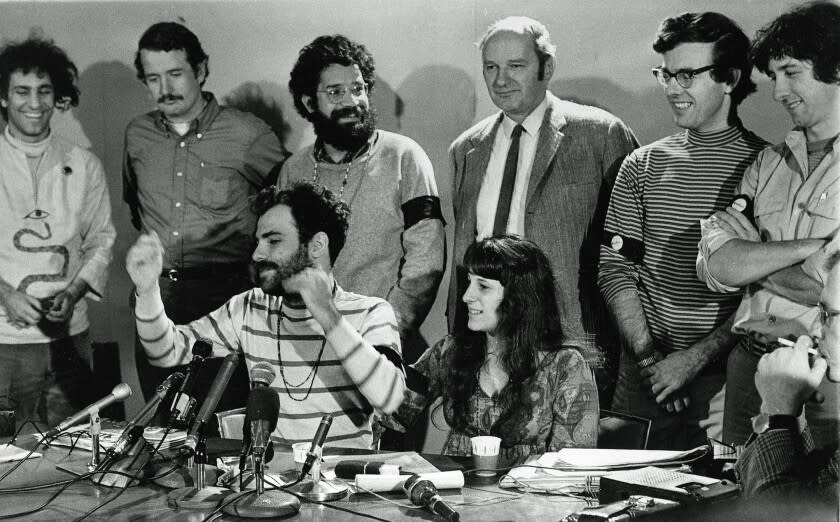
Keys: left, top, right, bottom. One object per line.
{"left": 0, "top": 331, "right": 94, "bottom": 433}
{"left": 611, "top": 350, "right": 725, "bottom": 450}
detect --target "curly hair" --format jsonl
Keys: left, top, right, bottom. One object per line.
{"left": 0, "top": 33, "right": 79, "bottom": 119}
{"left": 751, "top": 1, "right": 840, "bottom": 85}
{"left": 250, "top": 181, "right": 350, "bottom": 265}
{"left": 134, "top": 22, "right": 209, "bottom": 86}
{"left": 442, "top": 235, "right": 565, "bottom": 445}
{"left": 653, "top": 12, "right": 757, "bottom": 108}
{"left": 288, "top": 35, "right": 376, "bottom": 120}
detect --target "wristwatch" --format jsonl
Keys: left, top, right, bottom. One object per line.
{"left": 751, "top": 413, "right": 799, "bottom": 434}
{"left": 636, "top": 354, "right": 659, "bottom": 369}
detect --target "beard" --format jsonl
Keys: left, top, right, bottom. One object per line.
{"left": 310, "top": 103, "right": 376, "bottom": 152}
{"left": 249, "top": 245, "right": 312, "bottom": 297}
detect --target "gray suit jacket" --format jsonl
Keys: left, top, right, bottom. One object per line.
{"left": 448, "top": 92, "right": 638, "bottom": 356}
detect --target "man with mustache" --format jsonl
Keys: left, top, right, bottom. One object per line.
{"left": 279, "top": 35, "right": 445, "bottom": 365}
{"left": 599, "top": 12, "right": 768, "bottom": 449}
{"left": 127, "top": 182, "right": 405, "bottom": 449}
{"left": 698, "top": 1, "right": 840, "bottom": 447}
{"left": 123, "top": 22, "right": 287, "bottom": 419}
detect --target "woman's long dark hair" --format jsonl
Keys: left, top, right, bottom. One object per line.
{"left": 443, "top": 235, "right": 563, "bottom": 445}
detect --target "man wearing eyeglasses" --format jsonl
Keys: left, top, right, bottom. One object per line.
{"left": 736, "top": 233, "right": 839, "bottom": 501}
{"left": 124, "top": 22, "right": 288, "bottom": 417}
{"left": 599, "top": 12, "right": 768, "bottom": 450}
{"left": 698, "top": 1, "right": 840, "bottom": 448}
{"left": 279, "top": 35, "right": 445, "bottom": 365}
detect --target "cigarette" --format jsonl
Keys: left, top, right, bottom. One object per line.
{"left": 776, "top": 337, "right": 820, "bottom": 357}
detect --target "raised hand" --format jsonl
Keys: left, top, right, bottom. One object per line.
{"left": 126, "top": 232, "right": 164, "bottom": 296}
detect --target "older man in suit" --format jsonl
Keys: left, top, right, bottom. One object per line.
{"left": 449, "top": 16, "right": 638, "bottom": 397}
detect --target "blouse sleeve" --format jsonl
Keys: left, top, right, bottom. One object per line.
{"left": 377, "top": 336, "right": 450, "bottom": 432}
{"left": 546, "top": 349, "right": 600, "bottom": 450}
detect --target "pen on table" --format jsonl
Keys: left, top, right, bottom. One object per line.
{"left": 776, "top": 337, "right": 820, "bottom": 357}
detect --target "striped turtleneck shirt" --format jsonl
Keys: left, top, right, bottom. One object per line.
{"left": 599, "top": 125, "right": 768, "bottom": 352}
{"left": 135, "top": 283, "right": 405, "bottom": 449}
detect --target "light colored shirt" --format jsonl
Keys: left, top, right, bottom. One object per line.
{"left": 135, "top": 283, "right": 405, "bottom": 449}
{"left": 698, "top": 128, "right": 839, "bottom": 339}
{"left": 476, "top": 95, "right": 548, "bottom": 238}
{"left": 0, "top": 129, "right": 115, "bottom": 343}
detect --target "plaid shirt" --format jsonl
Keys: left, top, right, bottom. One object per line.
{"left": 737, "top": 424, "right": 839, "bottom": 497}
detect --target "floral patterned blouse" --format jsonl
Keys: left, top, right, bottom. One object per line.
{"left": 388, "top": 336, "right": 599, "bottom": 461}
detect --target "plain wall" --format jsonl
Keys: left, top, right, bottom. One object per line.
{"left": 0, "top": 0, "right": 802, "bottom": 449}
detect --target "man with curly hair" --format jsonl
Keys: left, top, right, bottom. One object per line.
{"left": 698, "top": 1, "right": 840, "bottom": 447}
{"left": 0, "top": 34, "right": 115, "bottom": 432}
{"left": 279, "top": 35, "right": 445, "bottom": 365}
{"left": 127, "top": 182, "right": 405, "bottom": 449}
{"left": 123, "top": 22, "right": 288, "bottom": 417}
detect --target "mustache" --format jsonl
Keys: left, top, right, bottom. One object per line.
{"left": 253, "top": 261, "right": 279, "bottom": 272}
{"left": 331, "top": 106, "right": 364, "bottom": 121}
{"left": 157, "top": 94, "right": 184, "bottom": 104}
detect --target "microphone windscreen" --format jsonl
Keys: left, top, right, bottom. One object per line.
{"left": 245, "top": 387, "right": 280, "bottom": 431}
{"left": 192, "top": 339, "right": 213, "bottom": 358}
{"left": 250, "top": 361, "right": 276, "bottom": 388}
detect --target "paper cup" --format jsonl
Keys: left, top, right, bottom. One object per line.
{"left": 470, "top": 436, "right": 501, "bottom": 477}
{"left": 292, "top": 442, "right": 309, "bottom": 471}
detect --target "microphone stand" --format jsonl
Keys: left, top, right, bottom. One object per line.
{"left": 166, "top": 425, "right": 233, "bottom": 509}
{"left": 220, "top": 444, "right": 301, "bottom": 518}
{"left": 281, "top": 449, "right": 350, "bottom": 501}
{"left": 87, "top": 407, "right": 101, "bottom": 472}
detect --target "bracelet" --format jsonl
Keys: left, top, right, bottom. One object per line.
{"left": 636, "top": 354, "right": 659, "bottom": 369}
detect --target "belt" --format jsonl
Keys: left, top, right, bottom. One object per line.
{"left": 741, "top": 336, "right": 784, "bottom": 357}
{"left": 161, "top": 263, "right": 246, "bottom": 281}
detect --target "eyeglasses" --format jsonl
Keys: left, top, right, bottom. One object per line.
{"left": 317, "top": 83, "right": 367, "bottom": 104}
{"left": 651, "top": 65, "right": 715, "bottom": 89}
{"left": 819, "top": 302, "right": 840, "bottom": 324}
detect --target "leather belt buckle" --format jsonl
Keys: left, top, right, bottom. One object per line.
{"left": 167, "top": 268, "right": 180, "bottom": 282}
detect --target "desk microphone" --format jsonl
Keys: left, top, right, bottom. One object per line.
{"left": 107, "top": 372, "right": 183, "bottom": 459}
{"left": 45, "top": 383, "right": 132, "bottom": 438}
{"left": 403, "top": 473, "right": 460, "bottom": 521}
{"left": 182, "top": 351, "right": 239, "bottom": 456}
{"left": 300, "top": 415, "right": 332, "bottom": 477}
{"left": 170, "top": 339, "right": 212, "bottom": 425}
{"left": 240, "top": 363, "right": 278, "bottom": 475}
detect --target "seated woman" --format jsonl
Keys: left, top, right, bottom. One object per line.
{"left": 388, "top": 235, "right": 599, "bottom": 460}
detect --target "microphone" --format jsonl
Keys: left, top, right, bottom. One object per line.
{"left": 250, "top": 361, "right": 276, "bottom": 388}
{"left": 403, "top": 473, "right": 460, "bottom": 521}
{"left": 46, "top": 383, "right": 132, "bottom": 438}
{"left": 240, "top": 363, "right": 278, "bottom": 474}
{"left": 106, "top": 373, "right": 183, "bottom": 460}
{"left": 183, "top": 351, "right": 240, "bottom": 456}
{"left": 300, "top": 415, "right": 332, "bottom": 477}
{"left": 247, "top": 387, "right": 280, "bottom": 462}
{"left": 170, "top": 339, "right": 213, "bottom": 425}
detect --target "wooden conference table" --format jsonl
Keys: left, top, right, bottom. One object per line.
{"left": 0, "top": 437, "right": 591, "bottom": 521}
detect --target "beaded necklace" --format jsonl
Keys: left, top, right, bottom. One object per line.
{"left": 310, "top": 139, "right": 372, "bottom": 202}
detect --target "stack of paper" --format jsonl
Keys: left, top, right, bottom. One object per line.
{"left": 49, "top": 425, "right": 188, "bottom": 453}
{"left": 500, "top": 446, "right": 709, "bottom": 492}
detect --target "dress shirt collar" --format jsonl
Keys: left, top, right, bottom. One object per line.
{"left": 500, "top": 94, "right": 548, "bottom": 139}
{"left": 153, "top": 92, "right": 218, "bottom": 137}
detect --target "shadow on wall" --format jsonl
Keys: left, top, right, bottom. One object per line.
{"left": 74, "top": 60, "right": 151, "bottom": 414}
{"left": 222, "top": 81, "right": 291, "bottom": 146}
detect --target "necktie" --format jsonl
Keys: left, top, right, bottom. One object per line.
{"left": 492, "top": 124, "right": 524, "bottom": 236}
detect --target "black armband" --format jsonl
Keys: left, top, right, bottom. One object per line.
{"left": 402, "top": 196, "right": 445, "bottom": 229}
{"left": 602, "top": 231, "right": 644, "bottom": 264}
